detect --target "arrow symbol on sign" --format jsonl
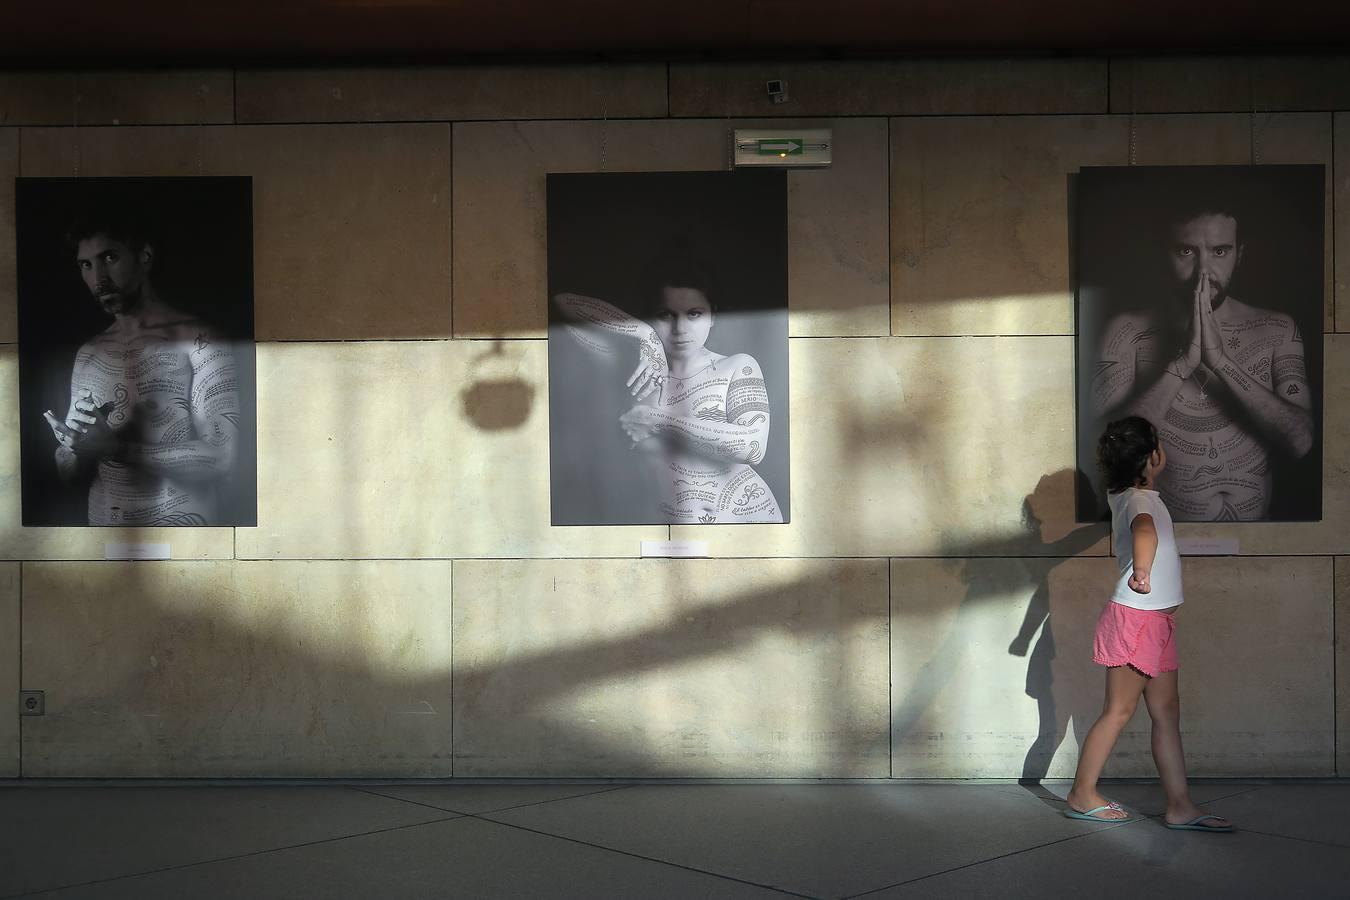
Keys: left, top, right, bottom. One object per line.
{"left": 759, "top": 141, "right": 801, "bottom": 152}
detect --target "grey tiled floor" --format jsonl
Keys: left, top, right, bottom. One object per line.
{"left": 1, "top": 781, "right": 1346, "bottom": 899}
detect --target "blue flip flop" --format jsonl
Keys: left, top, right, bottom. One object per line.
{"left": 1064, "top": 801, "right": 1132, "bottom": 823}
{"left": 1164, "top": 814, "right": 1233, "bottom": 832}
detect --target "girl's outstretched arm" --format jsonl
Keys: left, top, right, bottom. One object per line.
{"left": 1128, "top": 513, "right": 1158, "bottom": 593}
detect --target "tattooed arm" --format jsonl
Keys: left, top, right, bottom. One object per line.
{"left": 1093, "top": 313, "right": 1182, "bottom": 427}
{"left": 1122, "top": 356, "right": 1191, "bottom": 430}
{"left": 1206, "top": 314, "right": 1313, "bottom": 459}
{"left": 43, "top": 342, "right": 113, "bottom": 482}
{"left": 553, "top": 292, "right": 668, "bottom": 400}
{"left": 620, "top": 355, "right": 771, "bottom": 464}
{"left": 1092, "top": 316, "right": 1138, "bottom": 418}
{"left": 120, "top": 336, "right": 241, "bottom": 481}
{"left": 1101, "top": 279, "right": 1218, "bottom": 426}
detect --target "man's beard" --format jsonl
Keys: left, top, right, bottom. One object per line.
{"left": 93, "top": 285, "right": 141, "bottom": 315}
{"left": 1158, "top": 277, "right": 1230, "bottom": 362}
{"left": 1172, "top": 276, "right": 1230, "bottom": 313}
{"left": 1202, "top": 279, "right": 1230, "bottom": 307}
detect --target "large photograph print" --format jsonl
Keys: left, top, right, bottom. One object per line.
{"left": 548, "top": 171, "right": 790, "bottom": 526}
{"left": 17, "top": 176, "right": 257, "bottom": 527}
{"left": 1075, "top": 165, "right": 1324, "bottom": 522}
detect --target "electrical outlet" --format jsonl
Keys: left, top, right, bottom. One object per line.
{"left": 19, "top": 691, "right": 44, "bottom": 716}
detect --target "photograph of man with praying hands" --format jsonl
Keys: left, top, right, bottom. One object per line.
{"left": 1075, "top": 165, "right": 1324, "bottom": 523}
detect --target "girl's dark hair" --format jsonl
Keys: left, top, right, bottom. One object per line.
{"left": 1098, "top": 416, "right": 1159, "bottom": 493}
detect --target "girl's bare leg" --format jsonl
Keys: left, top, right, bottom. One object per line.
{"left": 1067, "top": 665, "right": 1149, "bottom": 819}
{"left": 1143, "top": 670, "right": 1231, "bottom": 828}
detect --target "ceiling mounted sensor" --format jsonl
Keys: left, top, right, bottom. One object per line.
{"left": 733, "top": 129, "right": 832, "bottom": 168}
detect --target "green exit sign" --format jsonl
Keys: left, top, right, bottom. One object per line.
{"left": 756, "top": 139, "right": 803, "bottom": 155}
{"left": 733, "top": 128, "right": 832, "bottom": 168}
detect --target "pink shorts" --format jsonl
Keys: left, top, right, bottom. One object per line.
{"left": 1093, "top": 601, "right": 1178, "bottom": 677}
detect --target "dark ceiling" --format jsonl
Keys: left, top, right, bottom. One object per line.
{"left": 7, "top": 1, "right": 1350, "bottom": 65}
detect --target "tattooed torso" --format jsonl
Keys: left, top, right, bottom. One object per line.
{"left": 637, "top": 352, "right": 782, "bottom": 524}
{"left": 1114, "top": 300, "right": 1302, "bottom": 521}
{"left": 69, "top": 315, "right": 234, "bottom": 526}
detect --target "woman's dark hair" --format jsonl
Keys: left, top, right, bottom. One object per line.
{"left": 637, "top": 250, "right": 718, "bottom": 320}
{"left": 1098, "top": 416, "right": 1160, "bottom": 493}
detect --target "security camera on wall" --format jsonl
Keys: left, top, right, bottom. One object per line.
{"left": 766, "top": 80, "right": 788, "bottom": 103}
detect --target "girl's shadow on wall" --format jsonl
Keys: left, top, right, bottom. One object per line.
{"left": 1007, "top": 470, "right": 1110, "bottom": 787}
{"left": 891, "top": 469, "right": 1109, "bottom": 784}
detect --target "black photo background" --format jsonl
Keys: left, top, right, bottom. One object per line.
{"left": 17, "top": 176, "right": 257, "bottom": 526}
{"left": 547, "top": 170, "right": 790, "bottom": 526}
{"left": 1074, "top": 165, "right": 1324, "bottom": 522}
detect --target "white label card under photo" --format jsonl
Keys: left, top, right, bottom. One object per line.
{"left": 640, "top": 540, "right": 709, "bottom": 558}
{"left": 104, "top": 542, "right": 172, "bottom": 560}
{"left": 1176, "top": 538, "right": 1240, "bottom": 556}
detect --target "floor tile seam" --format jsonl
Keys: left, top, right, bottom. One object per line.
{"left": 1111, "top": 803, "right": 1350, "bottom": 850}
{"left": 835, "top": 823, "right": 1142, "bottom": 899}
{"left": 1112, "top": 783, "right": 1268, "bottom": 819}
{"left": 467, "top": 814, "right": 820, "bottom": 899}
{"left": 1, "top": 778, "right": 1333, "bottom": 788}
{"left": 1134, "top": 782, "right": 1322, "bottom": 830}
{"left": 0, "top": 814, "right": 465, "bottom": 900}
{"left": 346, "top": 784, "right": 479, "bottom": 815}
{"left": 466, "top": 783, "right": 640, "bottom": 815}
{"left": 1209, "top": 825, "right": 1350, "bottom": 850}
{"left": 1202, "top": 785, "right": 1266, "bottom": 803}
{"left": 345, "top": 783, "right": 635, "bottom": 816}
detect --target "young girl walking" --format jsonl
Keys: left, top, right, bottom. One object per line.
{"left": 1064, "top": 416, "right": 1233, "bottom": 832}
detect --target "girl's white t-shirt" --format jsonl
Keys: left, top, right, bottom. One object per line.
{"left": 1108, "top": 487, "right": 1184, "bottom": 610}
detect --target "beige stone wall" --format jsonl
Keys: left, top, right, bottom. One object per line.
{"left": 0, "top": 57, "right": 1346, "bottom": 778}
{"left": 0, "top": 563, "right": 17, "bottom": 776}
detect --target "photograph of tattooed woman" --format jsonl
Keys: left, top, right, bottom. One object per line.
{"left": 547, "top": 172, "right": 790, "bottom": 526}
